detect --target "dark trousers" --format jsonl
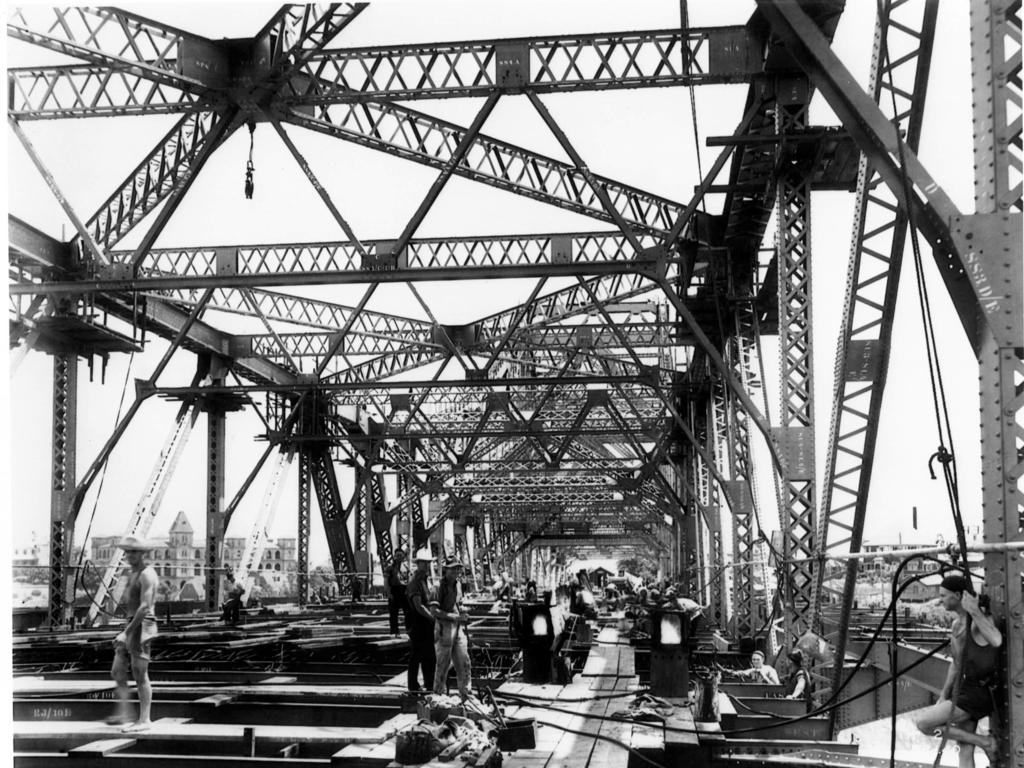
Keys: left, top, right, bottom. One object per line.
{"left": 389, "top": 584, "right": 407, "bottom": 635}
{"left": 407, "top": 619, "right": 436, "bottom": 692}
{"left": 222, "top": 598, "right": 241, "bottom": 625}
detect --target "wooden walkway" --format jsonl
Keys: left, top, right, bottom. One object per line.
{"left": 496, "top": 624, "right": 702, "bottom": 768}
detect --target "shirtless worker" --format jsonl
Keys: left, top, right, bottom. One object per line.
{"left": 915, "top": 574, "right": 1002, "bottom": 768}
{"left": 108, "top": 536, "right": 159, "bottom": 732}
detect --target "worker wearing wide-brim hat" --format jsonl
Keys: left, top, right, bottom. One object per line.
{"left": 405, "top": 548, "right": 437, "bottom": 693}
{"left": 429, "top": 555, "right": 472, "bottom": 700}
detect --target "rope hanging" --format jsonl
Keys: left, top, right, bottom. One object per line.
{"left": 245, "top": 119, "right": 256, "bottom": 199}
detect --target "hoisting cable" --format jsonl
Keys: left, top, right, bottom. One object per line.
{"left": 889, "top": 553, "right": 961, "bottom": 768}
{"left": 494, "top": 638, "right": 949, "bottom": 736}
{"left": 72, "top": 350, "right": 135, "bottom": 611}
{"left": 681, "top": 0, "right": 706, "bottom": 215}
{"left": 244, "top": 119, "right": 256, "bottom": 199}
{"left": 80, "top": 559, "right": 125, "bottom": 619}
{"left": 873, "top": 3, "right": 972, "bottom": 764}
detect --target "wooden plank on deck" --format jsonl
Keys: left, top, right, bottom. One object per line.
{"left": 67, "top": 738, "right": 136, "bottom": 756}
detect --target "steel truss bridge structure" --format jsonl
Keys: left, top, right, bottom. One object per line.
{"left": 6, "top": 0, "right": 1021, "bottom": 756}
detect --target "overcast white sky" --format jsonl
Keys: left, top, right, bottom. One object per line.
{"left": 4, "top": 0, "right": 983, "bottom": 571}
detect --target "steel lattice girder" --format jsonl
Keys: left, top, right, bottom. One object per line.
{"left": 255, "top": 4, "right": 369, "bottom": 71}
{"left": 284, "top": 26, "right": 761, "bottom": 103}
{"left": 8, "top": 231, "right": 669, "bottom": 294}
{"left": 307, "top": 440, "right": 357, "bottom": 577}
{"left": 8, "top": 20, "right": 758, "bottom": 114}
{"left": 84, "top": 110, "right": 237, "bottom": 253}
{"left": 235, "top": 338, "right": 665, "bottom": 384}
{"left": 232, "top": 323, "right": 671, "bottom": 360}
{"left": 758, "top": 0, "right": 1014, "bottom": 349}
{"left": 773, "top": 95, "right": 818, "bottom": 641}
{"left": 154, "top": 287, "right": 435, "bottom": 340}
{"left": 284, "top": 101, "right": 687, "bottom": 238}
{"left": 814, "top": 0, "right": 938, "bottom": 702}
{"left": 273, "top": 404, "right": 664, "bottom": 440}
{"left": 969, "top": 1, "right": 1023, "bottom": 765}
{"left": 7, "top": 65, "right": 203, "bottom": 120}
{"left": 385, "top": 457, "right": 646, "bottom": 474}
{"left": 8, "top": 5, "right": 368, "bottom": 263}
{"left": 7, "top": 7, "right": 210, "bottom": 92}
{"left": 7, "top": 225, "right": 297, "bottom": 387}
{"left": 7, "top": 5, "right": 369, "bottom": 115}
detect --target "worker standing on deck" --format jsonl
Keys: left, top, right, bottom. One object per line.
{"left": 406, "top": 549, "right": 437, "bottom": 693}
{"left": 430, "top": 555, "right": 472, "bottom": 700}
{"left": 386, "top": 548, "right": 409, "bottom": 637}
{"left": 109, "top": 537, "right": 159, "bottom": 733}
{"left": 915, "top": 574, "right": 1001, "bottom": 768}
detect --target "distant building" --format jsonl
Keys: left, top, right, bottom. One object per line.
{"left": 90, "top": 511, "right": 297, "bottom": 592}
{"left": 12, "top": 542, "right": 49, "bottom": 570}
{"left": 589, "top": 567, "right": 614, "bottom": 588}
{"left": 859, "top": 527, "right": 985, "bottom": 581}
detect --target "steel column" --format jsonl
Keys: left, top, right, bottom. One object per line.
{"left": 774, "top": 90, "right": 817, "bottom": 641}
{"left": 971, "top": 3, "right": 1023, "bottom": 765}
{"left": 297, "top": 449, "right": 311, "bottom": 607}
{"left": 48, "top": 352, "right": 78, "bottom": 628}
{"left": 205, "top": 404, "right": 227, "bottom": 612}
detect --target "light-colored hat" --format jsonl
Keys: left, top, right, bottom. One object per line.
{"left": 116, "top": 536, "right": 156, "bottom": 551}
{"left": 441, "top": 555, "right": 464, "bottom": 569}
{"left": 413, "top": 548, "right": 435, "bottom": 562}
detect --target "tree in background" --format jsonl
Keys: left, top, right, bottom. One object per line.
{"left": 309, "top": 564, "right": 337, "bottom": 594}
{"left": 618, "top": 555, "right": 658, "bottom": 582}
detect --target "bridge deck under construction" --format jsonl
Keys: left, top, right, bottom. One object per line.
{"left": 6, "top": 0, "right": 1021, "bottom": 765}
{"left": 12, "top": 603, "right": 948, "bottom": 768}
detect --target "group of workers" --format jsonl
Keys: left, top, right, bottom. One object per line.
{"left": 386, "top": 547, "right": 474, "bottom": 700}
{"left": 716, "top": 573, "right": 1002, "bottom": 768}
{"left": 102, "top": 538, "right": 1003, "bottom": 766}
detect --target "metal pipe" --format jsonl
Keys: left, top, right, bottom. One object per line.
{"left": 789, "top": 541, "right": 1024, "bottom": 564}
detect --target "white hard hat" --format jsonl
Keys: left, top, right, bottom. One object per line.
{"left": 414, "top": 548, "right": 435, "bottom": 562}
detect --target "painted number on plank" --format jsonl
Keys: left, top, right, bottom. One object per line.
{"left": 32, "top": 707, "right": 71, "bottom": 719}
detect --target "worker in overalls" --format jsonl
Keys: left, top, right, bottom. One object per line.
{"left": 430, "top": 555, "right": 472, "bottom": 700}
{"left": 406, "top": 549, "right": 437, "bottom": 693}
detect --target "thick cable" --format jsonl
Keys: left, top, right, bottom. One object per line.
{"left": 888, "top": 553, "right": 957, "bottom": 768}
{"left": 535, "top": 720, "right": 665, "bottom": 768}
{"left": 872, "top": 7, "right": 971, "bottom": 762}
{"left": 680, "top": 0, "right": 706, "bottom": 214}
{"left": 495, "top": 641, "right": 947, "bottom": 736}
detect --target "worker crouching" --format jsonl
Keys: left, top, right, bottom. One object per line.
{"left": 430, "top": 555, "right": 472, "bottom": 700}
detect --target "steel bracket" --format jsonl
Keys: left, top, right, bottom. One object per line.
{"left": 843, "top": 339, "right": 882, "bottom": 382}
{"left": 364, "top": 240, "right": 407, "bottom": 270}
{"left": 771, "top": 426, "right": 814, "bottom": 481}
{"left": 550, "top": 234, "right": 573, "bottom": 264}
{"left": 495, "top": 43, "right": 530, "bottom": 90}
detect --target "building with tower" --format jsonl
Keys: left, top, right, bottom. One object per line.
{"left": 91, "top": 511, "right": 297, "bottom": 596}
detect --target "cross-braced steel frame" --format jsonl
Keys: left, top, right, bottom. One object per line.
{"left": 8, "top": 4, "right": 1020, "bottom": 754}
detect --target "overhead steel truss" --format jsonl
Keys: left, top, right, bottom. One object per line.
{"left": 8, "top": 3, "right": 1019, "bottom": 754}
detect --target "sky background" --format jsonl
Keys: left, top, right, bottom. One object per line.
{"left": 4, "top": 0, "right": 984, "bottom": 572}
